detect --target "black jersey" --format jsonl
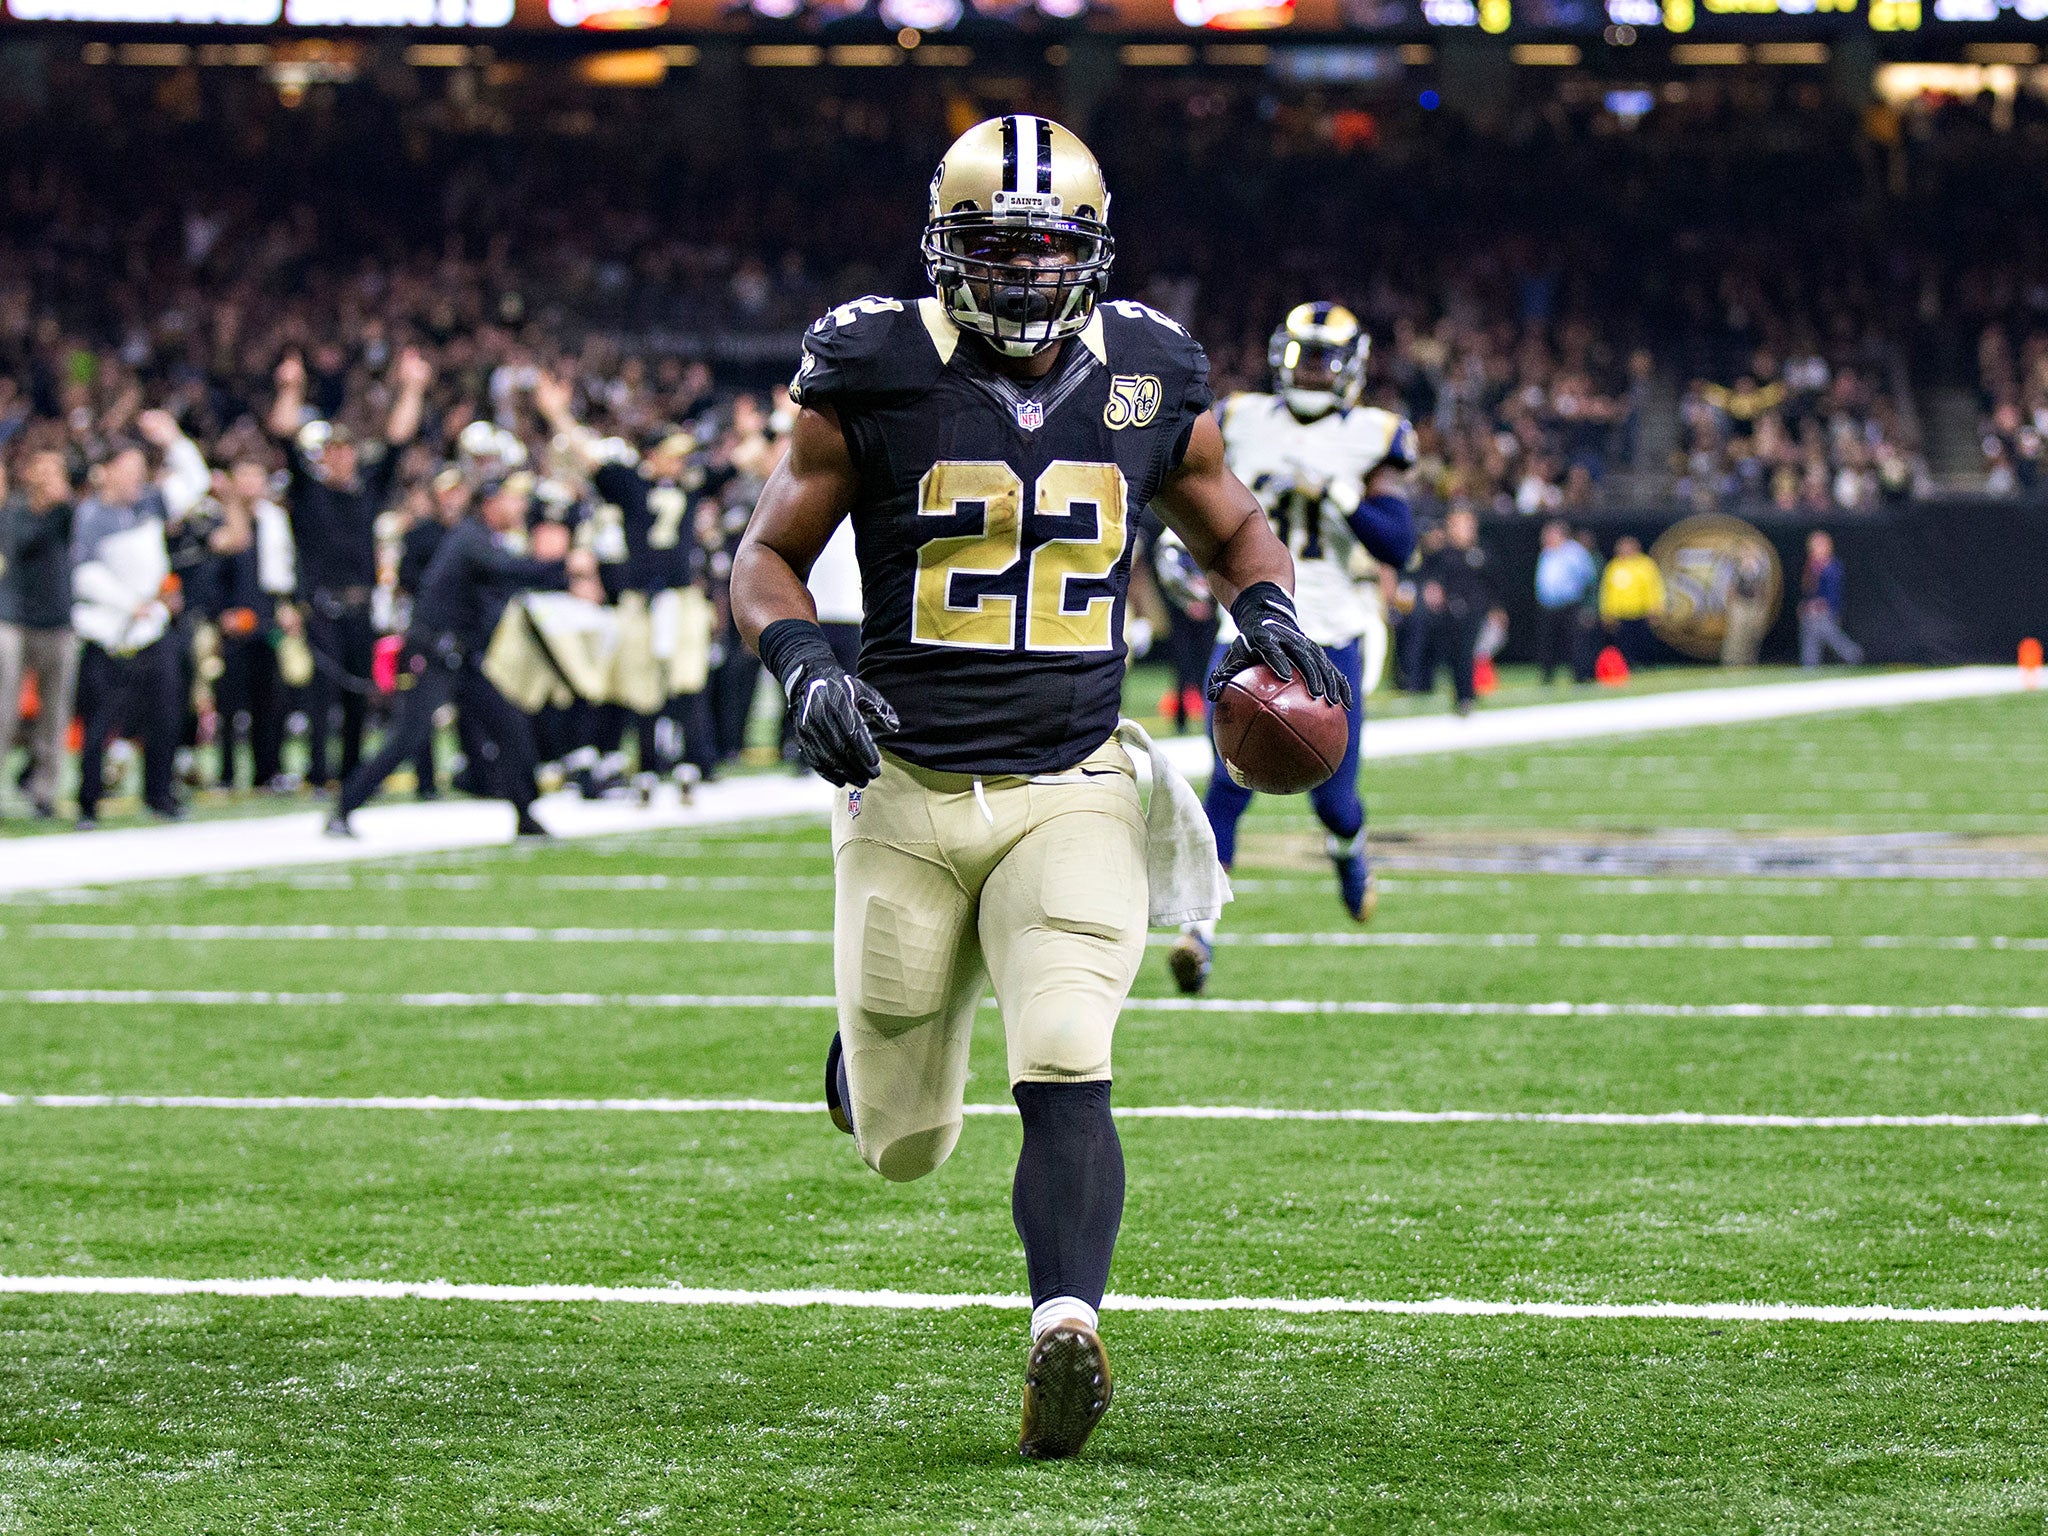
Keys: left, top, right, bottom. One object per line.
{"left": 593, "top": 462, "right": 697, "bottom": 595}
{"left": 793, "top": 295, "right": 1212, "bottom": 775}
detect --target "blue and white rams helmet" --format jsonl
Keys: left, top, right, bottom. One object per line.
{"left": 1269, "top": 302, "right": 1368, "bottom": 421}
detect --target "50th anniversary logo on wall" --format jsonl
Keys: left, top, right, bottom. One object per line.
{"left": 1647, "top": 514, "right": 1782, "bottom": 662}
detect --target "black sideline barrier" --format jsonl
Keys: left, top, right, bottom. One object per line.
{"left": 1475, "top": 501, "right": 2048, "bottom": 669}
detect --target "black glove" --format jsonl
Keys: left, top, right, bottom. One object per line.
{"left": 759, "top": 618, "right": 899, "bottom": 788}
{"left": 1205, "top": 581, "right": 1352, "bottom": 709}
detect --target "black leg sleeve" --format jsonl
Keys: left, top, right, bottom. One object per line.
{"left": 1011, "top": 1080, "right": 1126, "bottom": 1312}
{"left": 338, "top": 662, "right": 455, "bottom": 817}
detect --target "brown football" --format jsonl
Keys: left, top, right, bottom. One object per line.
{"left": 1211, "top": 664, "right": 1350, "bottom": 795}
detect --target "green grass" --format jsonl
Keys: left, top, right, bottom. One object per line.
{"left": 4, "top": 693, "right": 2048, "bottom": 1532}
{"left": 0, "top": 660, "right": 1885, "bottom": 837}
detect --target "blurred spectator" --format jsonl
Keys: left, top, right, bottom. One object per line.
{"left": 1570, "top": 529, "right": 1606, "bottom": 680}
{"left": 69, "top": 426, "right": 207, "bottom": 826}
{"left": 206, "top": 456, "right": 297, "bottom": 791}
{"left": 1798, "top": 530, "right": 1864, "bottom": 668}
{"left": 1533, "top": 519, "right": 1596, "bottom": 685}
{"left": 1415, "top": 508, "right": 1498, "bottom": 716}
{"left": 1721, "top": 544, "right": 1774, "bottom": 669}
{"left": 0, "top": 444, "right": 78, "bottom": 818}
{"left": 1677, "top": 361, "right": 1921, "bottom": 515}
{"left": 1599, "top": 535, "right": 1665, "bottom": 669}
{"left": 267, "top": 348, "right": 432, "bottom": 789}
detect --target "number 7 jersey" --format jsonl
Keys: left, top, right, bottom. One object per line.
{"left": 791, "top": 294, "right": 1213, "bottom": 775}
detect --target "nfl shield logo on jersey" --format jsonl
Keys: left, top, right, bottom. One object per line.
{"left": 1015, "top": 399, "right": 1044, "bottom": 431}
{"left": 848, "top": 788, "right": 862, "bottom": 818}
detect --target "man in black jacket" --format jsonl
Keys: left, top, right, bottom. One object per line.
{"left": 396, "top": 467, "right": 471, "bottom": 798}
{"left": 269, "top": 346, "right": 431, "bottom": 788}
{"left": 206, "top": 458, "right": 295, "bottom": 791}
{"left": 1416, "top": 506, "right": 1499, "bottom": 715}
{"left": 0, "top": 445, "right": 76, "bottom": 818}
{"left": 328, "top": 475, "right": 592, "bottom": 838}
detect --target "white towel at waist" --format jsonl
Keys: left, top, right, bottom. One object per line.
{"left": 1114, "top": 717, "right": 1232, "bottom": 928}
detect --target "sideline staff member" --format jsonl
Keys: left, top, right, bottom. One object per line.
{"left": 269, "top": 346, "right": 432, "bottom": 788}
{"left": 328, "top": 476, "right": 594, "bottom": 838}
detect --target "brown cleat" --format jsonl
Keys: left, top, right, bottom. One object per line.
{"left": 1018, "top": 1324, "right": 1113, "bottom": 1460}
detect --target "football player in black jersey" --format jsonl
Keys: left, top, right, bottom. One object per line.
{"left": 730, "top": 115, "right": 1345, "bottom": 1460}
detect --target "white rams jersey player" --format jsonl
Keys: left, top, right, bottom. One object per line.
{"left": 1216, "top": 392, "right": 1410, "bottom": 685}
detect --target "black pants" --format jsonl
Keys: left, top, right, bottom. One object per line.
{"left": 1536, "top": 605, "right": 1577, "bottom": 684}
{"left": 303, "top": 602, "right": 375, "bottom": 787}
{"left": 667, "top": 690, "right": 719, "bottom": 777}
{"left": 410, "top": 692, "right": 439, "bottom": 797}
{"left": 216, "top": 634, "right": 285, "bottom": 789}
{"left": 339, "top": 641, "right": 539, "bottom": 818}
{"left": 1612, "top": 617, "right": 1655, "bottom": 668}
{"left": 712, "top": 641, "right": 762, "bottom": 764}
{"left": 76, "top": 638, "right": 178, "bottom": 817}
{"left": 1428, "top": 608, "right": 1483, "bottom": 706}
{"left": 1163, "top": 607, "right": 1219, "bottom": 731}
{"left": 1396, "top": 606, "right": 1434, "bottom": 693}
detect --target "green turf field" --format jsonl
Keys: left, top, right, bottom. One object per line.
{"left": 0, "top": 661, "right": 1874, "bottom": 837}
{"left": 3, "top": 691, "right": 2047, "bottom": 1532}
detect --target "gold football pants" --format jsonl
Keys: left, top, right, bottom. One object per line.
{"left": 830, "top": 737, "right": 1149, "bottom": 1183}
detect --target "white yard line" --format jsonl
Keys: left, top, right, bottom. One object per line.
{"left": 6, "top": 989, "right": 2045, "bottom": 1019}
{"left": 16, "top": 923, "right": 840, "bottom": 944}
{"left": 8, "top": 925, "right": 2039, "bottom": 950}
{"left": 3, "top": 1092, "right": 2038, "bottom": 1129}
{"left": 0, "top": 667, "right": 2025, "bottom": 895}
{"left": 16, "top": 923, "right": 2044, "bottom": 951}
{"left": 0, "top": 1272, "right": 2041, "bottom": 1325}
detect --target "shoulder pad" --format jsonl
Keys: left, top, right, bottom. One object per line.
{"left": 1384, "top": 418, "right": 1419, "bottom": 470}
{"left": 791, "top": 296, "right": 939, "bottom": 408}
{"left": 1348, "top": 408, "right": 1417, "bottom": 470}
{"left": 1095, "top": 299, "right": 1213, "bottom": 427}
{"left": 1096, "top": 299, "right": 1203, "bottom": 367}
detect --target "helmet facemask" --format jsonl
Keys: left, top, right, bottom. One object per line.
{"left": 925, "top": 203, "right": 1113, "bottom": 358}
{"left": 1270, "top": 325, "right": 1369, "bottom": 421}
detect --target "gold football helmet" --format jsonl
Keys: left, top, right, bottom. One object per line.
{"left": 1270, "top": 302, "right": 1368, "bottom": 420}
{"left": 922, "top": 114, "right": 1114, "bottom": 358}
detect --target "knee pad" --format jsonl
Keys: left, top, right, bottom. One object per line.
{"left": 862, "top": 1118, "right": 962, "bottom": 1183}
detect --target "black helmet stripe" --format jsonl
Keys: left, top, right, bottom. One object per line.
{"left": 1001, "top": 115, "right": 1019, "bottom": 193}
{"left": 1035, "top": 117, "right": 1053, "bottom": 193}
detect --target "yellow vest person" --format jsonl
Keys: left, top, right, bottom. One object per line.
{"left": 1600, "top": 540, "right": 1666, "bottom": 623}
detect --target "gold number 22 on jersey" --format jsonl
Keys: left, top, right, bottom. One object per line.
{"left": 912, "top": 460, "right": 1128, "bottom": 653}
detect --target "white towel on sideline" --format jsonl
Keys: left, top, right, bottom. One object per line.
{"left": 1115, "top": 718, "right": 1232, "bottom": 928}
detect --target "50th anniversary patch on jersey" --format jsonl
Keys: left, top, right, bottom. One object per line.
{"left": 1104, "top": 374, "right": 1162, "bottom": 430}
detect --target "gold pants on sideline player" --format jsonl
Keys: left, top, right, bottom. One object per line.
{"left": 830, "top": 735, "right": 1149, "bottom": 1183}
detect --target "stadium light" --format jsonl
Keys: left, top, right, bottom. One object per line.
{"left": 1754, "top": 42, "right": 1828, "bottom": 64}
{"left": 575, "top": 49, "right": 667, "bottom": 83}
{"left": 1672, "top": 42, "right": 1748, "bottom": 64}
{"left": 746, "top": 44, "right": 824, "bottom": 65}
